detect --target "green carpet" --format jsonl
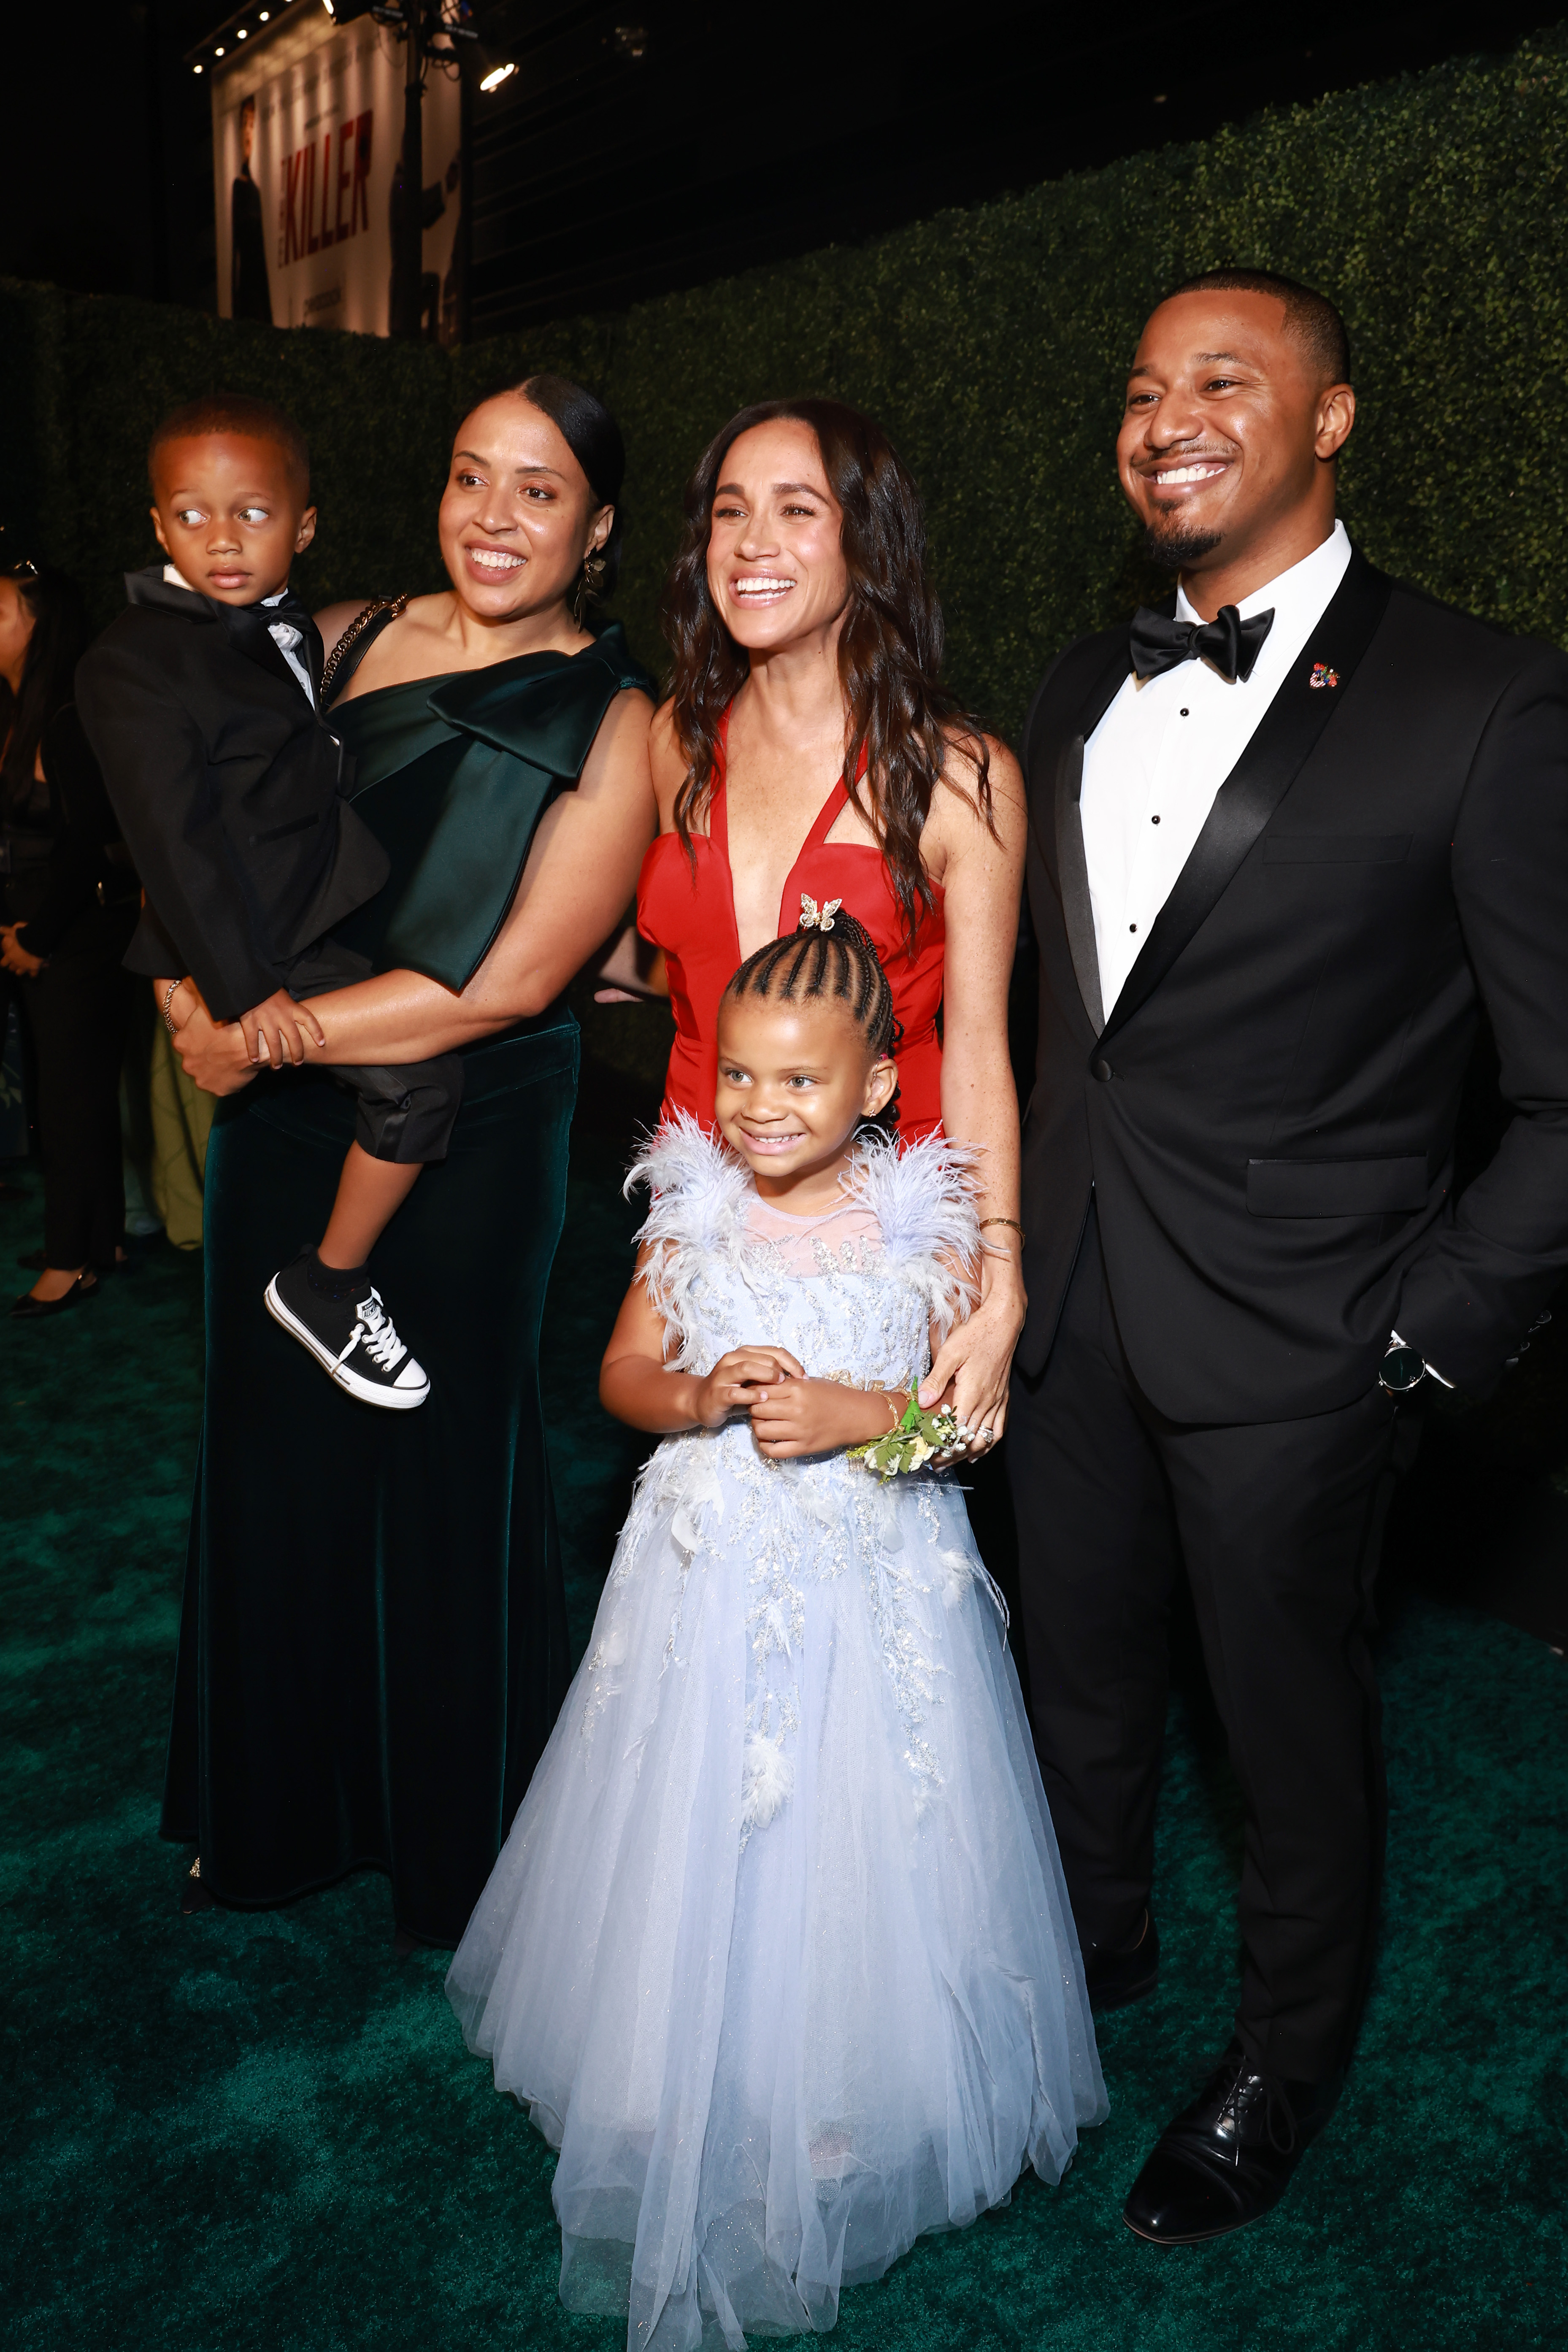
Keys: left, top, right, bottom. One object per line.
{"left": 2, "top": 1133, "right": 1563, "bottom": 2352}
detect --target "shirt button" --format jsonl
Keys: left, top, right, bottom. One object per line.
{"left": 1151, "top": 814, "right": 1161, "bottom": 825}
{"left": 1180, "top": 707, "right": 1190, "bottom": 717}
{"left": 1129, "top": 923, "right": 1137, "bottom": 933}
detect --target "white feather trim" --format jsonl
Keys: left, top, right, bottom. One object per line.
{"left": 843, "top": 1131, "right": 982, "bottom": 1343}
{"left": 624, "top": 1113, "right": 983, "bottom": 1360}
{"left": 741, "top": 1732, "right": 795, "bottom": 1830}
{"left": 624, "top": 1114, "right": 753, "bottom": 1369}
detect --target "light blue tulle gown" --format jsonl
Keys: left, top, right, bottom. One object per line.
{"left": 447, "top": 1121, "right": 1106, "bottom": 2349}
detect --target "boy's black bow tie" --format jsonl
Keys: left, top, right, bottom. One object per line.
{"left": 255, "top": 587, "right": 317, "bottom": 636}
{"left": 1130, "top": 602, "right": 1274, "bottom": 684}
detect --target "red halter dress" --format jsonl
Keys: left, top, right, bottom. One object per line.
{"left": 637, "top": 714, "right": 946, "bottom": 1138}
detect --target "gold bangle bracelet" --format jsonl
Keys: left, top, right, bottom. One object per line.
{"left": 161, "top": 979, "right": 181, "bottom": 1035}
{"left": 979, "top": 1217, "right": 1026, "bottom": 1245}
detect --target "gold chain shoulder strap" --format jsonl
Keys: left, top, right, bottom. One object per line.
{"left": 321, "top": 592, "right": 409, "bottom": 704}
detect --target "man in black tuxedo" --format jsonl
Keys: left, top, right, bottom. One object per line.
{"left": 1010, "top": 268, "right": 1568, "bottom": 2242}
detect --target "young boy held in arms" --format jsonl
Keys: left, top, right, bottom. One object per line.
{"left": 76, "top": 393, "right": 457, "bottom": 1406}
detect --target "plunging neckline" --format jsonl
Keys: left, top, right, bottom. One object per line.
{"left": 708, "top": 710, "right": 879, "bottom": 963}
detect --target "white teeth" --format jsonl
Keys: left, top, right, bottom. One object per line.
{"left": 469, "top": 548, "right": 523, "bottom": 570}
{"left": 732, "top": 577, "right": 794, "bottom": 595}
{"left": 1156, "top": 464, "right": 1226, "bottom": 485}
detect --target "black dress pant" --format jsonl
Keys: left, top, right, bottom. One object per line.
{"left": 1007, "top": 1204, "right": 1411, "bottom": 2083}
{"left": 0, "top": 887, "right": 138, "bottom": 1269}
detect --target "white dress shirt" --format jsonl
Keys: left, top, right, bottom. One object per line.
{"left": 163, "top": 564, "right": 315, "bottom": 706}
{"left": 1080, "top": 519, "right": 1352, "bottom": 1017}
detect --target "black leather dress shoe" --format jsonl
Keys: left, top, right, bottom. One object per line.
{"left": 1123, "top": 2042, "right": 1342, "bottom": 2244}
{"left": 1086, "top": 1909, "right": 1159, "bottom": 2011}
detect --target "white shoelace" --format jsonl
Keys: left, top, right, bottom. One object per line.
{"left": 340, "top": 1289, "right": 409, "bottom": 1373}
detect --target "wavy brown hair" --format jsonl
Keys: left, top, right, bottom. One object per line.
{"left": 660, "top": 397, "right": 991, "bottom": 953}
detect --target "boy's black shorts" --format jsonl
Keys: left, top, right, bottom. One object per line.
{"left": 280, "top": 937, "right": 463, "bottom": 1167}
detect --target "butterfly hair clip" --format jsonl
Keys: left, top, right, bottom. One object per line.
{"left": 798, "top": 893, "right": 843, "bottom": 933}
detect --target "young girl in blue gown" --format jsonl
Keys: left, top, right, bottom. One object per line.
{"left": 448, "top": 905, "right": 1106, "bottom": 2349}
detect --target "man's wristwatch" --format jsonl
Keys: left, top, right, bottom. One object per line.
{"left": 1378, "top": 1341, "right": 1427, "bottom": 1396}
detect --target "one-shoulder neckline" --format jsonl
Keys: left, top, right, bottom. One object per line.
{"left": 330, "top": 621, "right": 633, "bottom": 716}
{"left": 333, "top": 669, "right": 467, "bottom": 714}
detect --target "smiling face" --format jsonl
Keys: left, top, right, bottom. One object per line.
{"left": 439, "top": 395, "right": 612, "bottom": 624}
{"left": 714, "top": 987, "right": 896, "bottom": 1200}
{"left": 150, "top": 432, "right": 316, "bottom": 605}
{"left": 1117, "top": 289, "right": 1354, "bottom": 589}
{"left": 705, "top": 418, "right": 850, "bottom": 655}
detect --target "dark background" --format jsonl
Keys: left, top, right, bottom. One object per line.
{"left": 3, "top": 0, "right": 1563, "bottom": 330}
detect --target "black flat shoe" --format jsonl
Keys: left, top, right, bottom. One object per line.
{"left": 1122, "top": 2042, "right": 1342, "bottom": 2244}
{"left": 1087, "top": 1909, "right": 1160, "bottom": 2011}
{"left": 11, "top": 1271, "right": 99, "bottom": 1318}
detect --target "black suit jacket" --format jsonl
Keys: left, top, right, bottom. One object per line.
{"left": 75, "top": 569, "right": 389, "bottom": 1022}
{"left": 1018, "top": 548, "right": 1568, "bottom": 1419}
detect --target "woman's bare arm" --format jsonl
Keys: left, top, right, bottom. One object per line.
{"left": 918, "top": 733, "right": 1028, "bottom": 1443}
{"left": 169, "top": 687, "right": 657, "bottom": 1090}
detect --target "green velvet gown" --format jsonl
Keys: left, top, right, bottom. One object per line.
{"left": 161, "top": 625, "right": 653, "bottom": 1946}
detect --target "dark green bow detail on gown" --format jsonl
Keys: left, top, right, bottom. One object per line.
{"left": 331, "top": 621, "right": 654, "bottom": 992}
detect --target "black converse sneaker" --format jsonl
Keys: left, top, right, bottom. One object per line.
{"left": 264, "top": 1250, "right": 431, "bottom": 1409}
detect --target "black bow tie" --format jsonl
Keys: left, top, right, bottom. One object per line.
{"left": 220, "top": 589, "right": 322, "bottom": 679}
{"left": 1129, "top": 602, "right": 1275, "bottom": 685}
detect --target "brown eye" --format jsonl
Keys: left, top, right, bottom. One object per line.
{"left": 174, "top": 508, "right": 205, "bottom": 526}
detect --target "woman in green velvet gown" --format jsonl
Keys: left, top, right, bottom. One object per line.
{"left": 160, "top": 377, "right": 657, "bottom": 1946}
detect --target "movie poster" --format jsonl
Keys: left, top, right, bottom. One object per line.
{"left": 211, "top": 5, "right": 462, "bottom": 341}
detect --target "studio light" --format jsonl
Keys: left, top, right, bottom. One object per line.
{"left": 479, "top": 59, "right": 515, "bottom": 91}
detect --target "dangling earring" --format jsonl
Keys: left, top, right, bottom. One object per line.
{"left": 572, "top": 545, "right": 608, "bottom": 627}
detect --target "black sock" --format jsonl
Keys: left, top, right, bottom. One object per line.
{"left": 305, "top": 1248, "right": 370, "bottom": 1302}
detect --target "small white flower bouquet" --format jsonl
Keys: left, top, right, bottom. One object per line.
{"left": 847, "top": 1383, "right": 961, "bottom": 1481}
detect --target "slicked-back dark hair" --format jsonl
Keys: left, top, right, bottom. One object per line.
{"left": 662, "top": 396, "right": 992, "bottom": 954}
{"left": 148, "top": 393, "right": 310, "bottom": 495}
{"left": 723, "top": 907, "right": 898, "bottom": 1067}
{"left": 459, "top": 372, "right": 627, "bottom": 601}
{"left": 1164, "top": 268, "right": 1351, "bottom": 387}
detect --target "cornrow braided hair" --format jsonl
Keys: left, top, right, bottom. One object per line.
{"left": 723, "top": 908, "right": 901, "bottom": 1136}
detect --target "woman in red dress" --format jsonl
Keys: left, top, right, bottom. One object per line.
{"left": 631, "top": 397, "right": 1027, "bottom": 1454}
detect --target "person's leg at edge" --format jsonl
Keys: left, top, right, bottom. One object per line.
{"left": 1006, "top": 1202, "right": 1182, "bottom": 1976}
{"left": 319, "top": 1142, "right": 422, "bottom": 1271}
{"left": 1121, "top": 1386, "right": 1413, "bottom": 2243}
{"left": 1158, "top": 1388, "right": 1404, "bottom": 2084}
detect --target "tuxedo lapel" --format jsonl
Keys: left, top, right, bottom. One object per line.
{"left": 1100, "top": 552, "right": 1393, "bottom": 1047}
{"left": 221, "top": 601, "right": 314, "bottom": 700}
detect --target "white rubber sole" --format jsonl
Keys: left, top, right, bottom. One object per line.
{"left": 264, "top": 1276, "right": 431, "bottom": 1409}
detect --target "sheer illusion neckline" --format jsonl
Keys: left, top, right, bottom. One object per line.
{"left": 745, "top": 1184, "right": 882, "bottom": 1274}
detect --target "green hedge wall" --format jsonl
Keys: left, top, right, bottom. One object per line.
{"left": 4, "top": 27, "right": 1567, "bottom": 738}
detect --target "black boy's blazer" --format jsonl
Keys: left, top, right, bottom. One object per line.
{"left": 1017, "top": 547, "right": 1568, "bottom": 1422}
{"left": 75, "top": 568, "right": 389, "bottom": 1021}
